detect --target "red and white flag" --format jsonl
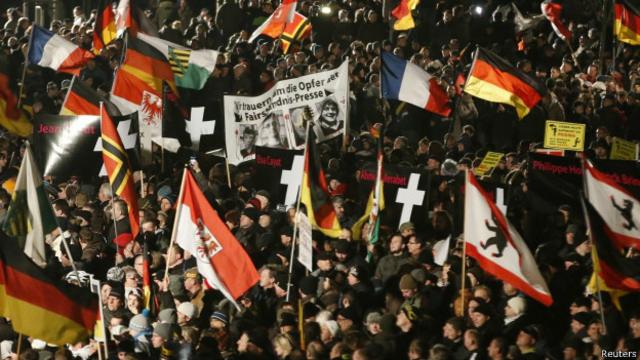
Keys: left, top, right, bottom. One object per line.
{"left": 584, "top": 159, "right": 640, "bottom": 249}
{"left": 541, "top": 0, "right": 572, "bottom": 42}
{"left": 174, "top": 169, "right": 259, "bottom": 308}
{"left": 464, "top": 171, "right": 553, "bottom": 306}
{"left": 248, "top": 0, "right": 297, "bottom": 42}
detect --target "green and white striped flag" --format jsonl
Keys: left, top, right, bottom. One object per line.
{"left": 137, "top": 32, "right": 218, "bottom": 90}
{"left": 2, "top": 143, "right": 57, "bottom": 267}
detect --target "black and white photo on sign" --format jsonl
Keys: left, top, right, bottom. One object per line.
{"left": 287, "top": 106, "right": 308, "bottom": 147}
{"left": 314, "top": 96, "right": 343, "bottom": 138}
{"left": 256, "top": 111, "right": 289, "bottom": 149}
{"left": 238, "top": 124, "right": 258, "bottom": 159}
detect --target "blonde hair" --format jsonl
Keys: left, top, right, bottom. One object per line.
{"left": 273, "top": 333, "right": 295, "bottom": 357}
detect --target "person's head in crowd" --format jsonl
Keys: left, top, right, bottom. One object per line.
{"left": 473, "top": 285, "right": 492, "bottom": 304}
{"left": 209, "top": 311, "right": 228, "bottom": 330}
{"left": 387, "top": 232, "right": 405, "bottom": 256}
{"left": 408, "top": 235, "right": 427, "bottom": 259}
{"left": 399, "top": 273, "right": 418, "bottom": 299}
{"left": 237, "top": 328, "right": 272, "bottom": 355}
{"left": 487, "top": 336, "right": 508, "bottom": 360}
{"left": 517, "top": 325, "right": 539, "bottom": 354}
{"left": 443, "top": 317, "right": 465, "bottom": 342}
{"left": 505, "top": 297, "right": 527, "bottom": 321}
{"left": 126, "top": 288, "right": 143, "bottom": 315}
{"left": 259, "top": 267, "right": 276, "bottom": 289}
{"left": 396, "top": 303, "right": 419, "bottom": 333}
{"left": 464, "top": 328, "right": 480, "bottom": 353}
{"left": 364, "top": 311, "right": 383, "bottom": 335}
{"left": 272, "top": 333, "right": 295, "bottom": 359}
{"left": 107, "top": 286, "right": 124, "bottom": 312}
{"left": 183, "top": 267, "right": 203, "bottom": 297}
{"left": 336, "top": 307, "right": 358, "bottom": 332}
{"left": 471, "top": 303, "right": 492, "bottom": 329}
{"left": 334, "top": 239, "right": 350, "bottom": 263}
{"left": 570, "top": 312, "right": 591, "bottom": 335}
{"left": 151, "top": 322, "right": 173, "bottom": 349}
{"left": 240, "top": 207, "right": 259, "bottom": 229}
{"left": 177, "top": 302, "right": 197, "bottom": 326}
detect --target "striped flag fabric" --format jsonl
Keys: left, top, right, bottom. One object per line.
{"left": 391, "top": 0, "right": 421, "bottom": 30}
{"left": 614, "top": 0, "right": 640, "bottom": 45}
{"left": 0, "top": 65, "right": 31, "bottom": 137}
{"left": 174, "top": 169, "right": 259, "bottom": 308}
{"left": 93, "top": 0, "right": 117, "bottom": 53}
{"left": 464, "top": 171, "right": 553, "bottom": 306}
{"left": 60, "top": 76, "right": 120, "bottom": 116}
{"left": 2, "top": 143, "right": 57, "bottom": 267}
{"left": 541, "top": 0, "right": 572, "bottom": 42}
{"left": 352, "top": 137, "right": 385, "bottom": 243}
{"left": 381, "top": 51, "right": 451, "bottom": 117}
{"left": 136, "top": 32, "right": 218, "bottom": 90}
{"left": 28, "top": 25, "right": 94, "bottom": 75}
{"left": 464, "top": 47, "right": 546, "bottom": 119}
{"left": 0, "top": 231, "right": 98, "bottom": 345}
{"left": 142, "top": 236, "right": 155, "bottom": 312}
{"left": 100, "top": 104, "right": 139, "bottom": 236}
{"left": 582, "top": 198, "right": 640, "bottom": 292}
{"left": 248, "top": 0, "right": 298, "bottom": 42}
{"left": 301, "top": 124, "right": 342, "bottom": 238}
{"left": 110, "top": 34, "right": 176, "bottom": 114}
{"left": 280, "top": 12, "right": 312, "bottom": 53}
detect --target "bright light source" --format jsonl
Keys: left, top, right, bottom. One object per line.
{"left": 473, "top": 5, "right": 483, "bottom": 15}
{"left": 320, "top": 5, "right": 332, "bottom": 15}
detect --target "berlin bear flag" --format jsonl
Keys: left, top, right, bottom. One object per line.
{"left": 464, "top": 171, "right": 553, "bottom": 306}
{"left": 174, "top": 169, "right": 259, "bottom": 307}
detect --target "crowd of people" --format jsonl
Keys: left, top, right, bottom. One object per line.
{"left": 0, "top": 0, "right": 639, "bottom": 359}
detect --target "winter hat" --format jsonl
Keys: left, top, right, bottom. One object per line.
{"left": 365, "top": 311, "right": 383, "bottom": 326}
{"left": 572, "top": 312, "right": 592, "bottom": 326}
{"left": 299, "top": 276, "right": 318, "bottom": 296}
{"left": 153, "top": 323, "right": 173, "bottom": 340}
{"left": 177, "top": 302, "right": 197, "bottom": 319}
{"left": 106, "top": 267, "right": 125, "bottom": 282}
{"left": 129, "top": 314, "right": 150, "bottom": 333}
{"left": 337, "top": 307, "right": 359, "bottom": 322}
{"left": 507, "top": 297, "right": 527, "bottom": 315}
{"left": 246, "top": 197, "right": 262, "bottom": 210}
{"left": 158, "top": 308, "right": 177, "bottom": 324}
{"left": 473, "top": 303, "right": 493, "bottom": 317}
{"left": 320, "top": 320, "right": 339, "bottom": 337}
{"left": 399, "top": 274, "right": 417, "bottom": 290}
{"left": 210, "top": 311, "right": 228, "bottom": 325}
{"left": 241, "top": 207, "right": 260, "bottom": 223}
{"left": 157, "top": 185, "right": 172, "bottom": 200}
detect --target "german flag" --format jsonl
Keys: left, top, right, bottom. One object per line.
{"left": 392, "top": 0, "right": 421, "bottom": 31}
{"left": 300, "top": 119, "right": 342, "bottom": 238}
{"left": 122, "top": 35, "right": 175, "bottom": 94}
{"left": 280, "top": 12, "right": 312, "bottom": 54}
{"left": 111, "top": 34, "right": 176, "bottom": 114}
{"left": 0, "top": 231, "right": 98, "bottom": 345}
{"left": 614, "top": 0, "right": 640, "bottom": 45}
{"left": 0, "top": 63, "right": 31, "bottom": 137}
{"left": 101, "top": 104, "right": 139, "bottom": 236}
{"left": 61, "top": 77, "right": 119, "bottom": 116}
{"left": 583, "top": 199, "right": 640, "bottom": 292}
{"left": 142, "top": 235, "right": 156, "bottom": 312}
{"left": 464, "top": 47, "right": 546, "bottom": 119}
{"left": 93, "top": 0, "right": 117, "bottom": 53}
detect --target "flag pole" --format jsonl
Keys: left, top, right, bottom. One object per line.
{"left": 140, "top": 170, "right": 145, "bottom": 199}
{"left": 286, "top": 118, "right": 311, "bottom": 302}
{"left": 163, "top": 167, "right": 188, "bottom": 282}
{"left": 459, "top": 169, "right": 470, "bottom": 316}
{"left": 17, "top": 27, "right": 34, "bottom": 108}
{"left": 16, "top": 333, "right": 22, "bottom": 358}
{"left": 225, "top": 156, "right": 232, "bottom": 189}
{"left": 578, "top": 193, "right": 608, "bottom": 335}
{"left": 298, "top": 298, "right": 306, "bottom": 350}
{"left": 91, "top": 275, "right": 110, "bottom": 360}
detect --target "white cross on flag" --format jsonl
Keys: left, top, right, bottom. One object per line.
{"left": 281, "top": 154, "right": 304, "bottom": 207}
{"left": 174, "top": 169, "right": 259, "bottom": 308}
{"left": 584, "top": 159, "right": 640, "bottom": 249}
{"left": 464, "top": 171, "right": 553, "bottom": 306}
{"left": 185, "top": 107, "right": 216, "bottom": 151}
{"left": 395, "top": 173, "right": 425, "bottom": 226}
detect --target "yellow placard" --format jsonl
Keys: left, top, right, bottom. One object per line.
{"left": 610, "top": 137, "right": 638, "bottom": 160}
{"left": 543, "top": 120, "right": 586, "bottom": 151}
{"left": 475, "top": 151, "right": 504, "bottom": 176}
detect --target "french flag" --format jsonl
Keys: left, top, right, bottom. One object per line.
{"left": 381, "top": 51, "right": 452, "bottom": 117}
{"left": 28, "top": 25, "right": 94, "bottom": 76}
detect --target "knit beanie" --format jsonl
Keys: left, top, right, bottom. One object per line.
{"left": 399, "top": 274, "right": 417, "bottom": 290}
